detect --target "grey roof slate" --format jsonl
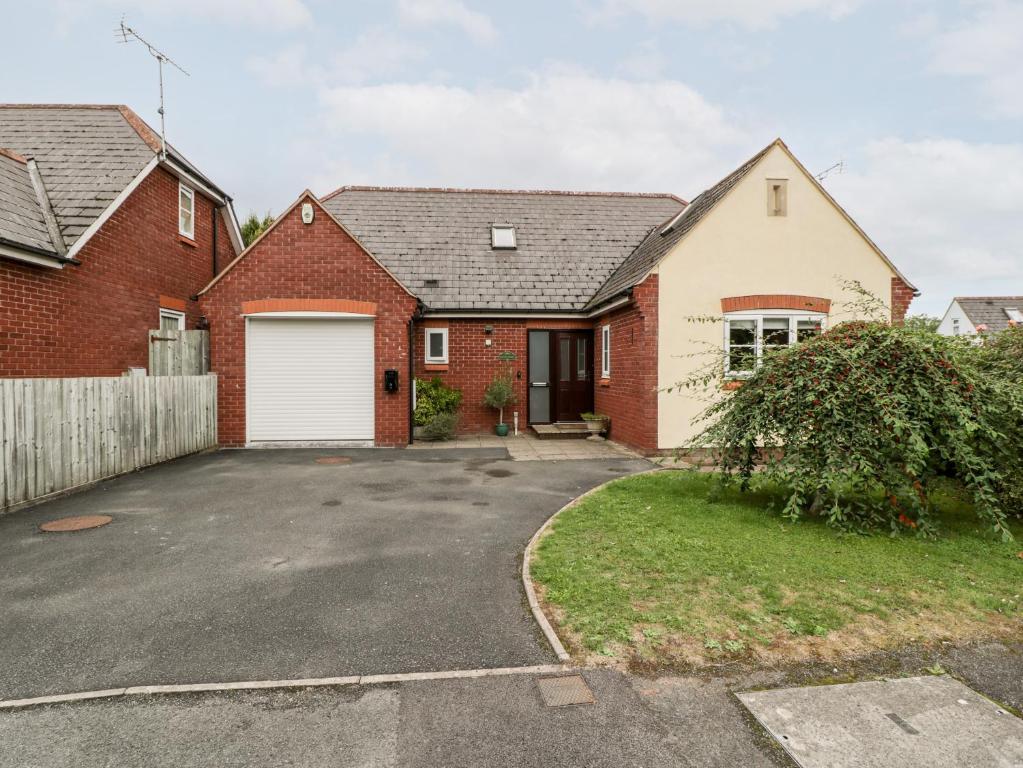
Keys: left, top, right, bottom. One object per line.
{"left": 585, "top": 142, "right": 772, "bottom": 309}
{"left": 323, "top": 187, "right": 683, "bottom": 311}
{"left": 0, "top": 151, "right": 57, "bottom": 256}
{"left": 956, "top": 296, "right": 1023, "bottom": 333}
{"left": 0, "top": 106, "right": 154, "bottom": 246}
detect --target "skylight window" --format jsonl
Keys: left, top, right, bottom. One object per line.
{"left": 491, "top": 225, "right": 516, "bottom": 249}
{"left": 1006, "top": 308, "right": 1023, "bottom": 323}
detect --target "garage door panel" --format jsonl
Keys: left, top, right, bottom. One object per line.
{"left": 247, "top": 318, "right": 375, "bottom": 442}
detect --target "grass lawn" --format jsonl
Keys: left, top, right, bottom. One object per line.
{"left": 530, "top": 471, "right": 1022, "bottom": 668}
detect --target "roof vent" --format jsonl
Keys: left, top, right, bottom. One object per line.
{"left": 491, "top": 225, "right": 516, "bottom": 249}
{"left": 424, "top": 279, "right": 440, "bottom": 288}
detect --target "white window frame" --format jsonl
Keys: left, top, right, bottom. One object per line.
{"left": 723, "top": 310, "right": 825, "bottom": 378}
{"left": 178, "top": 183, "right": 195, "bottom": 239}
{"left": 951, "top": 318, "right": 961, "bottom": 336}
{"left": 159, "top": 308, "right": 185, "bottom": 331}
{"left": 425, "top": 327, "right": 448, "bottom": 364}
{"left": 601, "top": 324, "right": 611, "bottom": 378}
{"left": 491, "top": 225, "right": 516, "bottom": 249}
{"left": 1005, "top": 308, "right": 1023, "bottom": 323}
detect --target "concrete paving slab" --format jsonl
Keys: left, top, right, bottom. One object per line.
{"left": 738, "top": 675, "right": 1023, "bottom": 768}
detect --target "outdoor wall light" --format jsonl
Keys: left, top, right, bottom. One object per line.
{"left": 484, "top": 325, "right": 493, "bottom": 334}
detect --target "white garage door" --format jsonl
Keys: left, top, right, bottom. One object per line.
{"left": 246, "top": 317, "right": 375, "bottom": 442}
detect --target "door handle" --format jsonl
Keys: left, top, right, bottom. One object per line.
{"left": 530, "top": 382, "right": 548, "bottom": 387}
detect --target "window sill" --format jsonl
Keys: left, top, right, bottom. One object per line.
{"left": 598, "top": 377, "right": 611, "bottom": 387}
{"left": 424, "top": 363, "right": 449, "bottom": 372}
{"left": 178, "top": 234, "right": 197, "bottom": 247}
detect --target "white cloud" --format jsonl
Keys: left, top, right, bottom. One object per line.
{"left": 313, "top": 70, "right": 751, "bottom": 193}
{"left": 247, "top": 30, "right": 425, "bottom": 88}
{"left": 397, "top": 0, "right": 496, "bottom": 43}
{"left": 68, "top": 0, "right": 311, "bottom": 28}
{"left": 584, "top": 0, "right": 862, "bottom": 29}
{"left": 825, "top": 138, "right": 1023, "bottom": 314}
{"left": 927, "top": 0, "right": 1023, "bottom": 119}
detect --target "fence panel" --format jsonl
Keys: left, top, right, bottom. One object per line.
{"left": 0, "top": 375, "right": 217, "bottom": 512}
{"left": 148, "top": 330, "right": 210, "bottom": 376}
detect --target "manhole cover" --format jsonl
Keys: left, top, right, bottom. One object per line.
{"left": 40, "top": 515, "right": 113, "bottom": 533}
{"left": 537, "top": 675, "right": 595, "bottom": 707}
{"left": 315, "top": 456, "right": 352, "bottom": 465}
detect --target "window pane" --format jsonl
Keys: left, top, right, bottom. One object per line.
{"left": 728, "top": 348, "right": 754, "bottom": 373}
{"left": 763, "top": 318, "right": 790, "bottom": 346}
{"left": 559, "top": 337, "right": 570, "bottom": 381}
{"left": 797, "top": 319, "right": 822, "bottom": 341}
{"left": 160, "top": 314, "right": 179, "bottom": 331}
{"left": 576, "top": 338, "right": 587, "bottom": 378}
{"left": 728, "top": 320, "right": 755, "bottom": 346}
{"left": 428, "top": 331, "right": 444, "bottom": 359}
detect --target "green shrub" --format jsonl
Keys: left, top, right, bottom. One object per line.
{"left": 685, "top": 320, "right": 1017, "bottom": 538}
{"left": 422, "top": 411, "right": 458, "bottom": 441}
{"left": 413, "top": 377, "right": 462, "bottom": 427}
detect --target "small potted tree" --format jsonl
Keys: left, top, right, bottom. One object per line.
{"left": 580, "top": 411, "right": 609, "bottom": 438}
{"left": 483, "top": 371, "right": 517, "bottom": 436}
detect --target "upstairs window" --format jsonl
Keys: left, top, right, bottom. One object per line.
{"left": 767, "top": 178, "right": 788, "bottom": 217}
{"left": 724, "top": 313, "right": 824, "bottom": 377}
{"left": 425, "top": 327, "right": 448, "bottom": 364}
{"left": 952, "top": 318, "right": 961, "bottom": 335}
{"left": 1005, "top": 308, "right": 1023, "bottom": 323}
{"left": 491, "top": 225, "right": 516, "bottom": 249}
{"left": 179, "top": 183, "right": 195, "bottom": 238}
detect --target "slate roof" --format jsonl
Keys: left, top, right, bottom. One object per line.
{"left": 956, "top": 297, "right": 1023, "bottom": 333}
{"left": 0, "top": 149, "right": 58, "bottom": 256}
{"left": 0, "top": 105, "right": 156, "bottom": 247}
{"left": 323, "top": 187, "right": 684, "bottom": 311}
{"left": 586, "top": 143, "right": 772, "bottom": 309}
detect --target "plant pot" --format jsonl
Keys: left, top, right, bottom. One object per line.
{"left": 495, "top": 423, "right": 510, "bottom": 437}
{"left": 584, "top": 418, "right": 609, "bottom": 435}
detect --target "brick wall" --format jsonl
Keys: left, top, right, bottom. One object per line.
{"left": 0, "top": 166, "right": 234, "bottom": 377}
{"left": 413, "top": 319, "right": 529, "bottom": 433}
{"left": 593, "top": 276, "right": 659, "bottom": 454}
{"left": 890, "top": 276, "right": 915, "bottom": 324}
{"left": 200, "top": 195, "right": 418, "bottom": 447}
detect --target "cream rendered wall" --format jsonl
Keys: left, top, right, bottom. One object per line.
{"left": 656, "top": 144, "right": 900, "bottom": 450}
{"left": 936, "top": 300, "right": 976, "bottom": 336}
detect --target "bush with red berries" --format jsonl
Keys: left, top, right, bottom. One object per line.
{"left": 686, "top": 321, "right": 1021, "bottom": 538}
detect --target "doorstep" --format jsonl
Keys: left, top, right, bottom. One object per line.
{"left": 410, "top": 432, "right": 642, "bottom": 461}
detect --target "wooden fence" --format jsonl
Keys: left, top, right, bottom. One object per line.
{"left": 149, "top": 330, "right": 210, "bottom": 376}
{"left": 0, "top": 375, "right": 217, "bottom": 512}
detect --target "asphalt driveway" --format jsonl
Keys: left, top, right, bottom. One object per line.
{"left": 0, "top": 448, "right": 651, "bottom": 700}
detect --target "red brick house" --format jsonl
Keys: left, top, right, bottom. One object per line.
{"left": 199, "top": 139, "right": 916, "bottom": 453}
{"left": 0, "top": 104, "right": 241, "bottom": 377}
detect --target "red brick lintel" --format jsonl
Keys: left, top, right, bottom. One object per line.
{"left": 721, "top": 295, "right": 831, "bottom": 313}
{"left": 240, "top": 299, "right": 378, "bottom": 316}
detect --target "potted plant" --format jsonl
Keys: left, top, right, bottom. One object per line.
{"left": 581, "top": 411, "right": 609, "bottom": 437}
{"left": 483, "top": 371, "right": 517, "bottom": 436}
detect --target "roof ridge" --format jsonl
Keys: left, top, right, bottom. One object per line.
{"left": 323, "top": 184, "right": 685, "bottom": 203}
{"left": 955, "top": 296, "right": 1023, "bottom": 300}
{"left": 0, "top": 147, "right": 28, "bottom": 164}
{"left": 0, "top": 103, "right": 125, "bottom": 110}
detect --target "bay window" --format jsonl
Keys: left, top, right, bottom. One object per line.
{"left": 724, "top": 312, "right": 824, "bottom": 377}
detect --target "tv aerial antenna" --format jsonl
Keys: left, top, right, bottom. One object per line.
{"left": 816, "top": 160, "right": 845, "bottom": 182}
{"left": 115, "top": 18, "right": 189, "bottom": 159}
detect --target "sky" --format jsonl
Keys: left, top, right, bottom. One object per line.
{"left": 4, "top": 0, "right": 1022, "bottom": 315}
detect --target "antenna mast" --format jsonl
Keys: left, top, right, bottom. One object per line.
{"left": 816, "top": 160, "right": 845, "bottom": 182}
{"left": 116, "top": 18, "right": 189, "bottom": 159}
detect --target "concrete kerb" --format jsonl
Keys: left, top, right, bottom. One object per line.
{"left": 521, "top": 467, "right": 664, "bottom": 664}
{"left": 0, "top": 665, "right": 569, "bottom": 711}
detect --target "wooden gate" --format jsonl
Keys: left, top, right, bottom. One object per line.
{"left": 148, "top": 330, "right": 210, "bottom": 376}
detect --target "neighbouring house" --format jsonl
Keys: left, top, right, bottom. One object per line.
{"left": 198, "top": 139, "right": 916, "bottom": 453}
{"left": 0, "top": 104, "right": 242, "bottom": 377}
{"left": 937, "top": 296, "right": 1023, "bottom": 336}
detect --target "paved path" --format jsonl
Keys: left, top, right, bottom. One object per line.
{"left": 0, "top": 448, "right": 651, "bottom": 701}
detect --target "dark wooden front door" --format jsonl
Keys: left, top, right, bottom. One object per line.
{"left": 553, "top": 331, "right": 593, "bottom": 422}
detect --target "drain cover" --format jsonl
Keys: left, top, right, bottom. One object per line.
{"left": 315, "top": 456, "right": 352, "bottom": 465}
{"left": 537, "top": 675, "right": 595, "bottom": 707}
{"left": 40, "top": 515, "right": 112, "bottom": 533}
